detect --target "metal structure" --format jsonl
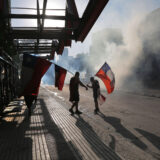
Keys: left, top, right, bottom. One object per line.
{"left": 0, "top": 49, "right": 19, "bottom": 114}
{"left": 0, "top": 0, "right": 109, "bottom": 58}
{"left": 0, "top": 0, "right": 109, "bottom": 113}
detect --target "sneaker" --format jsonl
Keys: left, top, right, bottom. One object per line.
{"left": 75, "top": 110, "right": 82, "bottom": 114}
{"left": 69, "top": 108, "right": 74, "bottom": 114}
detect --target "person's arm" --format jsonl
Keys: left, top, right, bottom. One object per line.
{"left": 87, "top": 84, "right": 92, "bottom": 88}
{"left": 79, "top": 80, "right": 88, "bottom": 90}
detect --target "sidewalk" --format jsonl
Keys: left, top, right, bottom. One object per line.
{"left": 0, "top": 99, "right": 50, "bottom": 160}
{"left": 0, "top": 96, "right": 122, "bottom": 160}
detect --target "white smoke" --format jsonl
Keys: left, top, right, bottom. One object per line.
{"left": 86, "top": 21, "right": 143, "bottom": 90}
{"left": 85, "top": 11, "right": 154, "bottom": 91}
{"left": 86, "top": 8, "right": 160, "bottom": 90}
{"left": 42, "top": 5, "right": 160, "bottom": 90}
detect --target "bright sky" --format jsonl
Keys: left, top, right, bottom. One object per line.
{"left": 68, "top": 0, "right": 160, "bottom": 57}
{"left": 11, "top": 0, "right": 160, "bottom": 56}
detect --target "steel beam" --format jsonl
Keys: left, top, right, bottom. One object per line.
{"left": 6, "top": 14, "right": 66, "bottom": 20}
{"left": 41, "top": 0, "right": 47, "bottom": 31}
{"left": 75, "top": 0, "right": 109, "bottom": 42}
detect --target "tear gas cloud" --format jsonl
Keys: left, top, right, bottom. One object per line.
{"left": 42, "top": 49, "right": 87, "bottom": 85}
{"left": 85, "top": 8, "right": 160, "bottom": 90}
{"left": 42, "top": 8, "right": 160, "bottom": 91}
{"left": 87, "top": 17, "right": 144, "bottom": 90}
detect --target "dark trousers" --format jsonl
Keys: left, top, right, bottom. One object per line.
{"left": 24, "top": 95, "right": 36, "bottom": 109}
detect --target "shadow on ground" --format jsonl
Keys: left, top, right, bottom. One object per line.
{"left": 75, "top": 115, "right": 122, "bottom": 160}
{"left": 135, "top": 128, "right": 160, "bottom": 150}
{"left": 98, "top": 113, "right": 147, "bottom": 150}
{"left": 0, "top": 106, "right": 32, "bottom": 160}
{"left": 98, "top": 113, "right": 160, "bottom": 160}
{"left": 39, "top": 99, "right": 77, "bottom": 160}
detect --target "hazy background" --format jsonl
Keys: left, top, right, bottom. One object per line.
{"left": 43, "top": 0, "right": 160, "bottom": 92}
{"left": 11, "top": 0, "right": 160, "bottom": 91}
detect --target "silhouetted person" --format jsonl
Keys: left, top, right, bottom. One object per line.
{"left": 24, "top": 95, "right": 37, "bottom": 116}
{"left": 87, "top": 77, "right": 100, "bottom": 114}
{"left": 33, "top": 95, "right": 37, "bottom": 105}
{"left": 69, "top": 72, "right": 88, "bottom": 114}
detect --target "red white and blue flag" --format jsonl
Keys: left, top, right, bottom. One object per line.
{"left": 20, "top": 54, "right": 51, "bottom": 96}
{"left": 96, "top": 62, "right": 115, "bottom": 94}
{"left": 55, "top": 65, "right": 67, "bottom": 90}
{"left": 98, "top": 93, "right": 106, "bottom": 105}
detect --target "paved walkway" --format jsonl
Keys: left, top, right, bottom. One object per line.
{"left": 0, "top": 99, "right": 50, "bottom": 160}
{"left": 0, "top": 95, "right": 123, "bottom": 160}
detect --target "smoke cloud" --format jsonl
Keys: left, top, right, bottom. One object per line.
{"left": 42, "top": 8, "right": 160, "bottom": 91}
{"left": 84, "top": 8, "right": 160, "bottom": 90}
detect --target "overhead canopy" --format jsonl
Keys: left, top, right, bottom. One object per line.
{"left": 0, "top": 0, "right": 109, "bottom": 57}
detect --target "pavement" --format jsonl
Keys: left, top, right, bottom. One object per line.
{"left": 0, "top": 89, "right": 123, "bottom": 160}
{"left": 120, "top": 88, "right": 160, "bottom": 99}
{"left": 0, "top": 98, "right": 50, "bottom": 160}
{"left": 1, "top": 85, "right": 160, "bottom": 160}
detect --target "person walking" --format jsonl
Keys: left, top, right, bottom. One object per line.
{"left": 69, "top": 72, "right": 88, "bottom": 114}
{"left": 24, "top": 95, "right": 37, "bottom": 116}
{"left": 87, "top": 77, "right": 100, "bottom": 114}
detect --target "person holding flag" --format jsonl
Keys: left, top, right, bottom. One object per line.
{"left": 96, "top": 62, "right": 115, "bottom": 94}
{"left": 20, "top": 54, "right": 51, "bottom": 116}
{"left": 87, "top": 77, "right": 101, "bottom": 114}
{"left": 55, "top": 64, "right": 67, "bottom": 91}
{"left": 87, "top": 62, "right": 114, "bottom": 114}
{"left": 69, "top": 72, "right": 88, "bottom": 115}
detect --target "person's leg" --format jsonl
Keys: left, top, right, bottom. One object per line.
{"left": 24, "top": 96, "right": 31, "bottom": 108}
{"left": 75, "top": 101, "right": 82, "bottom": 114}
{"left": 71, "top": 102, "right": 76, "bottom": 109}
{"left": 95, "top": 101, "right": 99, "bottom": 110}
{"left": 24, "top": 96, "right": 31, "bottom": 115}
{"left": 34, "top": 95, "right": 37, "bottom": 104}
{"left": 24, "top": 95, "right": 35, "bottom": 116}
{"left": 75, "top": 101, "right": 78, "bottom": 111}
{"left": 69, "top": 102, "right": 75, "bottom": 114}
{"left": 94, "top": 98, "right": 100, "bottom": 114}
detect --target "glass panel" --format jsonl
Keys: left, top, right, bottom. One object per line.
{"left": 44, "top": 19, "right": 65, "bottom": 27}
{"left": 46, "top": 10, "right": 65, "bottom": 16}
{"left": 11, "top": 0, "right": 36, "bottom": 8}
{"left": 11, "top": 19, "right": 37, "bottom": 27}
{"left": 47, "top": 0, "right": 66, "bottom": 9}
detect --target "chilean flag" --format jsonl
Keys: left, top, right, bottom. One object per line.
{"left": 20, "top": 54, "right": 51, "bottom": 96}
{"left": 55, "top": 65, "right": 67, "bottom": 90}
{"left": 98, "top": 93, "right": 106, "bottom": 105}
{"left": 96, "top": 62, "right": 115, "bottom": 94}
